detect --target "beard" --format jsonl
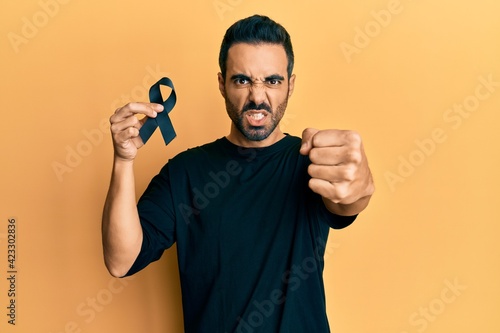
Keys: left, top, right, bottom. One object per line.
{"left": 224, "top": 96, "right": 289, "bottom": 141}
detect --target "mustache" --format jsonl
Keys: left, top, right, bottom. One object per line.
{"left": 242, "top": 102, "right": 272, "bottom": 113}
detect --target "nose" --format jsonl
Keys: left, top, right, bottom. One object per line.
{"left": 248, "top": 82, "right": 267, "bottom": 106}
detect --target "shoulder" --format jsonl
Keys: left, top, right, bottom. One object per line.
{"left": 156, "top": 138, "right": 229, "bottom": 178}
{"left": 171, "top": 137, "right": 226, "bottom": 163}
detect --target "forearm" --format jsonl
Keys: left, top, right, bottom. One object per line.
{"left": 102, "top": 157, "right": 143, "bottom": 277}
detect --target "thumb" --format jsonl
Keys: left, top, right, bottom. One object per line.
{"left": 300, "top": 128, "right": 319, "bottom": 155}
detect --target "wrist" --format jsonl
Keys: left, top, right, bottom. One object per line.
{"left": 113, "top": 154, "right": 135, "bottom": 167}
{"left": 323, "top": 195, "right": 372, "bottom": 216}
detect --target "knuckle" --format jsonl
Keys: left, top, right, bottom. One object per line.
{"left": 127, "top": 127, "right": 138, "bottom": 136}
{"left": 334, "top": 184, "right": 349, "bottom": 202}
{"left": 348, "top": 150, "right": 362, "bottom": 164}
{"left": 114, "top": 103, "right": 130, "bottom": 114}
{"left": 342, "top": 166, "right": 356, "bottom": 182}
{"left": 345, "top": 130, "right": 361, "bottom": 146}
{"left": 337, "top": 168, "right": 348, "bottom": 182}
{"left": 131, "top": 116, "right": 139, "bottom": 126}
{"left": 308, "top": 178, "right": 317, "bottom": 192}
{"left": 307, "top": 163, "right": 316, "bottom": 177}
{"left": 308, "top": 148, "right": 319, "bottom": 163}
{"left": 328, "top": 189, "right": 343, "bottom": 204}
{"left": 302, "top": 128, "right": 313, "bottom": 141}
{"left": 122, "top": 102, "right": 137, "bottom": 112}
{"left": 312, "top": 132, "right": 323, "bottom": 147}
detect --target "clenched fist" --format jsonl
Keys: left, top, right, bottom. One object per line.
{"left": 299, "top": 128, "right": 374, "bottom": 216}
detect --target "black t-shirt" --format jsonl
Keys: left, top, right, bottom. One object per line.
{"left": 127, "top": 135, "right": 356, "bottom": 333}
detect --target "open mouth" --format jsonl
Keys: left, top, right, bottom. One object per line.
{"left": 245, "top": 111, "right": 268, "bottom": 126}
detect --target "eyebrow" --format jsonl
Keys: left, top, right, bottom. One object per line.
{"left": 265, "top": 74, "right": 285, "bottom": 81}
{"left": 230, "top": 74, "right": 252, "bottom": 81}
{"left": 229, "top": 74, "right": 286, "bottom": 82}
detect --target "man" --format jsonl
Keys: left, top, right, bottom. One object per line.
{"left": 102, "top": 15, "right": 374, "bottom": 332}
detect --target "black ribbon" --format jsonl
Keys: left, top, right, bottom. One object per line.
{"left": 139, "top": 77, "right": 177, "bottom": 145}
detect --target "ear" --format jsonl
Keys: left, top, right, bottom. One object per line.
{"left": 218, "top": 72, "right": 226, "bottom": 98}
{"left": 288, "top": 74, "right": 296, "bottom": 97}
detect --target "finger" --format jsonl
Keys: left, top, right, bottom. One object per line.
{"left": 309, "top": 146, "right": 348, "bottom": 165}
{"left": 113, "top": 126, "right": 141, "bottom": 144}
{"left": 310, "top": 130, "right": 360, "bottom": 148}
{"left": 300, "top": 128, "right": 319, "bottom": 155}
{"left": 110, "top": 114, "right": 141, "bottom": 134}
{"left": 308, "top": 164, "right": 356, "bottom": 184}
{"left": 308, "top": 178, "right": 353, "bottom": 204}
{"left": 110, "top": 102, "right": 164, "bottom": 124}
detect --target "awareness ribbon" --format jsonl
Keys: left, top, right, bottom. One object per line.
{"left": 139, "top": 77, "right": 177, "bottom": 145}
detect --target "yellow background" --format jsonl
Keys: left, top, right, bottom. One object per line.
{"left": 1, "top": 0, "right": 499, "bottom": 332}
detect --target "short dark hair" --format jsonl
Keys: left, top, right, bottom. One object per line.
{"left": 218, "top": 15, "right": 294, "bottom": 80}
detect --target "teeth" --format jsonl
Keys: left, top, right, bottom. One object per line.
{"left": 249, "top": 113, "right": 264, "bottom": 120}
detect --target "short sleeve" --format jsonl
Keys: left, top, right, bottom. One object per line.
{"left": 322, "top": 210, "right": 357, "bottom": 229}
{"left": 125, "top": 164, "right": 176, "bottom": 276}
{"left": 310, "top": 191, "right": 358, "bottom": 230}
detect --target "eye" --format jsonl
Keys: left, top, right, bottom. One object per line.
{"left": 265, "top": 78, "right": 283, "bottom": 87}
{"left": 234, "top": 78, "right": 251, "bottom": 85}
